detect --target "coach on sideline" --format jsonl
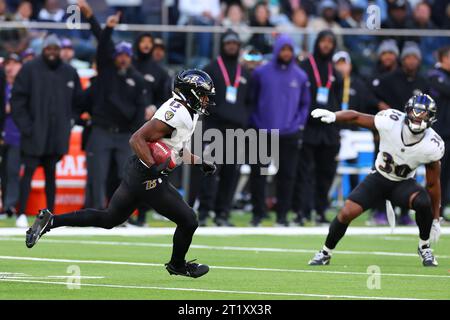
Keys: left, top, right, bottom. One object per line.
{"left": 10, "top": 34, "right": 84, "bottom": 217}
{"left": 84, "top": 12, "right": 148, "bottom": 210}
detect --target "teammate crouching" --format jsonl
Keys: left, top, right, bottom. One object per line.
{"left": 309, "top": 94, "right": 444, "bottom": 267}
{"left": 25, "top": 69, "right": 217, "bottom": 278}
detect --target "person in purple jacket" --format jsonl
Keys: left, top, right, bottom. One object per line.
{"left": 0, "top": 53, "right": 26, "bottom": 227}
{"left": 249, "top": 34, "right": 311, "bottom": 227}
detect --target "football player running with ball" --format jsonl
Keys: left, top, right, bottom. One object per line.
{"left": 25, "top": 70, "right": 217, "bottom": 278}
{"left": 309, "top": 94, "right": 444, "bottom": 267}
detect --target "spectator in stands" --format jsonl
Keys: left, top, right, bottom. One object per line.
{"left": 133, "top": 32, "right": 171, "bottom": 112}
{"left": 249, "top": 34, "right": 310, "bottom": 226}
{"left": 152, "top": 38, "right": 166, "bottom": 64}
{"left": 178, "top": 0, "right": 221, "bottom": 62}
{"left": 37, "top": 0, "right": 65, "bottom": 22}
{"left": 0, "top": 0, "right": 29, "bottom": 56}
{"left": 293, "top": 30, "right": 341, "bottom": 225}
{"left": 280, "top": 0, "right": 317, "bottom": 16}
{"left": 371, "top": 41, "right": 430, "bottom": 225}
{"left": 332, "top": 50, "right": 378, "bottom": 192}
{"left": 60, "top": 38, "right": 89, "bottom": 69}
{"left": 340, "top": 0, "right": 377, "bottom": 78}
{"left": 428, "top": 46, "right": 450, "bottom": 221}
{"left": 1, "top": 53, "right": 25, "bottom": 226}
{"left": 284, "top": 7, "right": 309, "bottom": 55}
{"left": 222, "top": 2, "right": 251, "bottom": 43}
{"left": 248, "top": 1, "right": 274, "bottom": 55}
{"left": 411, "top": 1, "right": 440, "bottom": 68}
{"left": 82, "top": 13, "right": 148, "bottom": 210}
{"left": 381, "top": 0, "right": 415, "bottom": 50}
{"left": 197, "top": 30, "right": 252, "bottom": 227}
{"left": 10, "top": 34, "right": 83, "bottom": 219}
{"left": 371, "top": 39, "right": 400, "bottom": 80}
{"left": 307, "top": 0, "right": 344, "bottom": 52}
{"left": 20, "top": 47, "right": 35, "bottom": 63}
{"left": 14, "top": 0, "right": 33, "bottom": 22}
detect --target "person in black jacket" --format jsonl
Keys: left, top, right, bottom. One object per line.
{"left": 84, "top": 12, "right": 148, "bottom": 210}
{"left": 292, "top": 29, "right": 341, "bottom": 225}
{"left": 133, "top": 32, "right": 171, "bottom": 113}
{"left": 428, "top": 46, "right": 450, "bottom": 221}
{"left": 197, "top": 29, "right": 252, "bottom": 227}
{"left": 10, "top": 34, "right": 84, "bottom": 217}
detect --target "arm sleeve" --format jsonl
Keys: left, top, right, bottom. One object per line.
{"left": 10, "top": 66, "right": 33, "bottom": 136}
{"left": 87, "top": 15, "right": 103, "bottom": 41}
{"left": 293, "top": 77, "right": 311, "bottom": 129}
{"left": 96, "top": 26, "right": 115, "bottom": 71}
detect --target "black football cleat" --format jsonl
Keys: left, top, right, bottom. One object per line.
{"left": 25, "top": 209, "right": 53, "bottom": 248}
{"left": 308, "top": 250, "right": 331, "bottom": 266}
{"left": 418, "top": 245, "right": 438, "bottom": 267}
{"left": 165, "top": 260, "right": 209, "bottom": 278}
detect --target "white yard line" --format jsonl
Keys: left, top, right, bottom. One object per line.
{"left": 0, "top": 255, "right": 449, "bottom": 280}
{"left": 1, "top": 237, "right": 449, "bottom": 259}
{"left": 1, "top": 226, "right": 450, "bottom": 236}
{"left": 0, "top": 278, "right": 425, "bottom": 300}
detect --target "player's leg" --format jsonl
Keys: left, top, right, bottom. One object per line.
{"left": 41, "top": 155, "right": 60, "bottom": 212}
{"left": 17, "top": 155, "right": 40, "bottom": 214}
{"left": 390, "top": 181, "right": 437, "bottom": 266}
{"left": 25, "top": 181, "right": 138, "bottom": 248}
{"left": 148, "top": 180, "right": 209, "bottom": 278}
{"left": 309, "top": 172, "right": 388, "bottom": 265}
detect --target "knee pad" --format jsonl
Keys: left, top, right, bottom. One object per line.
{"left": 412, "top": 189, "right": 431, "bottom": 212}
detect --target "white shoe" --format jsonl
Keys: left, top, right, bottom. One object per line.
{"left": 16, "top": 214, "right": 29, "bottom": 228}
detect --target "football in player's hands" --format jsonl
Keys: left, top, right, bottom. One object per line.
{"left": 147, "top": 141, "right": 177, "bottom": 171}
{"left": 311, "top": 108, "right": 336, "bottom": 124}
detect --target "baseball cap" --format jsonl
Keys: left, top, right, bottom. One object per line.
{"left": 114, "top": 41, "right": 133, "bottom": 58}
{"left": 332, "top": 51, "right": 351, "bottom": 64}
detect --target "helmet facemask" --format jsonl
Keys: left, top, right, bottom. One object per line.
{"left": 404, "top": 95, "right": 437, "bottom": 134}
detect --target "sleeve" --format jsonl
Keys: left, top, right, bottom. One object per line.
{"left": 10, "top": 65, "right": 33, "bottom": 136}
{"left": 293, "top": 75, "right": 311, "bottom": 130}
{"left": 153, "top": 101, "right": 185, "bottom": 130}
{"left": 374, "top": 109, "right": 393, "bottom": 132}
{"left": 96, "top": 26, "right": 115, "bottom": 71}
{"left": 428, "top": 135, "right": 445, "bottom": 163}
{"left": 0, "top": 68, "right": 6, "bottom": 133}
{"left": 87, "top": 15, "right": 102, "bottom": 41}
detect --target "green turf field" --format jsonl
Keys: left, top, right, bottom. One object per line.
{"left": 0, "top": 230, "right": 449, "bottom": 300}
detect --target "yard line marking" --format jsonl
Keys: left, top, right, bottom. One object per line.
{"left": 0, "top": 278, "right": 425, "bottom": 300}
{"left": 1, "top": 237, "right": 449, "bottom": 259}
{"left": 1, "top": 226, "right": 450, "bottom": 236}
{"left": 1, "top": 255, "right": 449, "bottom": 280}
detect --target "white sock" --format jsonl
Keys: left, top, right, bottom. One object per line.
{"left": 419, "top": 239, "right": 430, "bottom": 248}
{"left": 322, "top": 245, "right": 332, "bottom": 255}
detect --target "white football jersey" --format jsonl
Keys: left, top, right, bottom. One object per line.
{"left": 374, "top": 109, "right": 445, "bottom": 182}
{"left": 152, "top": 97, "right": 199, "bottom": 160}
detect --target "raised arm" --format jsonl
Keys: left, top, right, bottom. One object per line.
{"left": 78, "top": 0, "right": 102, "bottom": 40}
{"left": 311, "top": 108, "right": 376, "bottom": 130}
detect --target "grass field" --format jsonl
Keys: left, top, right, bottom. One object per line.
{"left": 0, "top": 222, "right": 449, "bottom": 300}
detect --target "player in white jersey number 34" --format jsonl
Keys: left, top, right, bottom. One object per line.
{"left": 309, "top": 94, "right": 444, "bottom": 267}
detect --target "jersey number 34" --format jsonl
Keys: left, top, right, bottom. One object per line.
{"left": 378, "top": 152, "right": 412, "bottom": 178}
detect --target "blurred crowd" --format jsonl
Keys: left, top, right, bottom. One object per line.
{"left": 0, "top": 0, "right": 450, "bottom": 227}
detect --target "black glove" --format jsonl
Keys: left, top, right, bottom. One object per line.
{"left": 148, "top": 158, "right": 171, "bottom": 177}
{"left": 199, "top": 160, "right": 217, "bottom": 176}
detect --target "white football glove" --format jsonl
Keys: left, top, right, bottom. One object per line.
{"left": 311, "top": 108, "right": 336, "bottom": 124}
{"left": 430, "top": 218, "right": 442, "bottom": 243}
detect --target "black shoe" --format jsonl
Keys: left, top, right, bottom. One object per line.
{"left": 308, "top": 250, "right": 331, "bottom": 266}
{"left": 418, "top": 245, "right": 438, "bottom": 267}
{"left": 165, "top": 260, "right": 209, "bottom": 278}
{"left": 274, "top": 220, "right": 290, "bottom": 227}
{"left": 25, "top": 209, "right": 53, "bottom": 248}
{"left": 294, "top": 214, "right": 305, "bottom": 226}
{"left": 214, "top": 218, "right": 235, "bottom": 227}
